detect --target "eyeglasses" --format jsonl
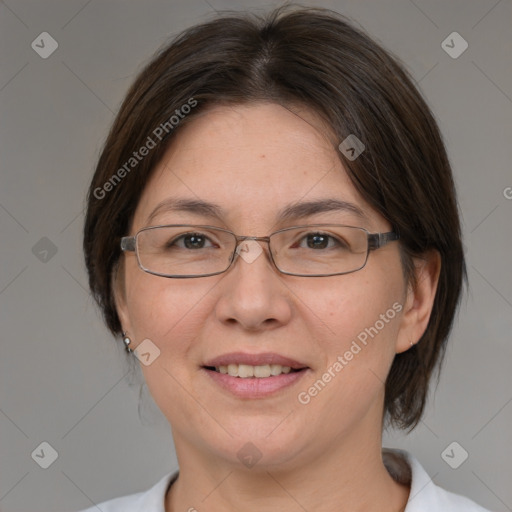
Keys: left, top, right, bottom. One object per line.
{"left": 120, "top": 224, "right": 399, "bottom": 278}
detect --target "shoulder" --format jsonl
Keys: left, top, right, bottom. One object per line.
{"left": 384, "top": 449, "right": 492, "bottom": 512}
{"left": 75, "top": 471, "right": 178, "bottom": 512}
{"left": 76, "top": 491, "right": 144, "bottom": 512}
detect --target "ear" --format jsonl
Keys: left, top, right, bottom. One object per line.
{"left": 112, "top": 260, "right": 133, "bottom": 336}
{"left": 395, "top": 250, "right": 441, "bottom": 354}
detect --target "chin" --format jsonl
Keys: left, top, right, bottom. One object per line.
{"left": 208, "top": 418, "right": 310, "bottom": 469}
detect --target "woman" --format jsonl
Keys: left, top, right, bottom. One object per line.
{"left": 80, "top": 5, "right": 491, "bottom": 511}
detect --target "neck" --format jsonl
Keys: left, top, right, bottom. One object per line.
{"left": 165, "top": 422, "right": 410, "bottom": 512}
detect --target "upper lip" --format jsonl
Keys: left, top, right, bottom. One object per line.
{"left": 203, "top": 352, "right": 309, "bottom": 369}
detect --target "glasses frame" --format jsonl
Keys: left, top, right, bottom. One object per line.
{"left": 120, "top": 224, "right": 399, "bottom": 278}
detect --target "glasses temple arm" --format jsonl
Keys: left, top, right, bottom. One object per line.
{"left": 367, "top": 231, "right": 400, "bottom": 250}
{"left": 120, "top": 236, "right": 136, "bottom": 252}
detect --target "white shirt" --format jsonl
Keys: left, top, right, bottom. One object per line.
{"left": 77, "top": 449, "right": 491, "bottom": 511}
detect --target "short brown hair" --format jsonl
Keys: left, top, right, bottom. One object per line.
{"left": 83, "top": 5, "right": 467, "bottom": 430}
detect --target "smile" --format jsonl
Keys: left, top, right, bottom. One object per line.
{"left": 202, "top": 356, "right": 309, "bottom": 398}
{"left": 208, "top": 363, "right": 300, "bottom": 378}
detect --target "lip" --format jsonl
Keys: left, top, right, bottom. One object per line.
{"left": 201, "top": 352, "right": 310, "bottom": 399}
{"left": 203, "top": 352, "right": 308, "bottom": 370}
{"left": 203, "top": 367, "right": 309, "bottom": 399}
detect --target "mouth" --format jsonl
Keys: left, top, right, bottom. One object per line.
{"left": 203, "top": 363, "right": 305, "bottom": 378}
{"left": 201, "top": 353, "right": 310, "bottom": 398}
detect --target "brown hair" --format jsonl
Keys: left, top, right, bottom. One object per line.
{"left": 83, "top": 5, "right": 466, "bottom": 430}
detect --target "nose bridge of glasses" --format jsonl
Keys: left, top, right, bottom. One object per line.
{"left": 233, "top": 235, "right": 270, "bottom": 253}
{"left": 233, "top": 235, "right": 273, "bottom": 262}
{"left": 235, "top": 235, "right": 271, "bottom": 243}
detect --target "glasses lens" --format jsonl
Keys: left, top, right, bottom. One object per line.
{"left": 136, "top": 226, "right": 235, "bottom": 276}
{"left": 271, "top": 225, "right": 368, "bottom": 275}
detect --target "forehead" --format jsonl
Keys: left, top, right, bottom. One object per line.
{"left": 132, "top": 103, "right": 379, "bottom": 231}
{"left": 155, "top": 102, "right": 338, "bottom": 178}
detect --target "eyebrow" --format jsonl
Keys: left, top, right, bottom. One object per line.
{"left": 146, "top": 197, "right": 368, "bottom": 225}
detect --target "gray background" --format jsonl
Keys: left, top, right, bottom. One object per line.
{"left": 0, "top": 1, "right": 511, "bottom": 511}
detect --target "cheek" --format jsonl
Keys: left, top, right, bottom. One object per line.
{"left": 124, "top": 272, "right": 214, "bottom": 419}
{"left": 294, "top": 270, "right": 404, "bottom": 403}
{"left": 124, "top": 267, "right": 210, "bottom": 352}
{"left": 300, "top": 269, "right": 402, "bottom": 346}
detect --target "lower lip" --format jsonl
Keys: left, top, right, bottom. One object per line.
{"left": 203, "top": 368, "right": 309, "bottom": 398}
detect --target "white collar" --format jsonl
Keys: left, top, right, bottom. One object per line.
{"left": 84, "top": 449, "right": 490, "bottom": 511}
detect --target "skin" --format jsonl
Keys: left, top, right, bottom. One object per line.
{"left": 115, "top": 102, "right": 440, "bottom": 512}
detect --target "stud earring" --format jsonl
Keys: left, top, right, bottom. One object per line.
{"left": 122, "top": 332, "right": 133, "bottom": 353}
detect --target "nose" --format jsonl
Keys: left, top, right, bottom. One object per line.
{"left": 214, "top": 239, "right": 293, "bottom": 332}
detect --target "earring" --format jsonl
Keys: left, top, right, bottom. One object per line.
{"left": 122, "top": 332, "right": 133, "bottom": 353}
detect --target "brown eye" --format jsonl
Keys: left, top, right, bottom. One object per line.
{"left": 167, "top": 233, "right": 215, "bottom": 250}
{"left": 295, "top": 232, "right": 347, "bottom": 250}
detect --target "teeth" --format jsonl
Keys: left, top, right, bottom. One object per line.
{"left": 227, "top": 364, "right": 238, "bottom": 377}
{"left": 217, "top": 364, "right": 294, "bottom": 378}
{"left": 254, "top": 365, "right": 271, "bottom": 378}
{"left": 238, "top": 364, "right": 254, "bottom": 378}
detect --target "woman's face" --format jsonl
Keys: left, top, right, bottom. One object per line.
{"left": 116, "top": 103, "right": 414, "bottom": 469}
